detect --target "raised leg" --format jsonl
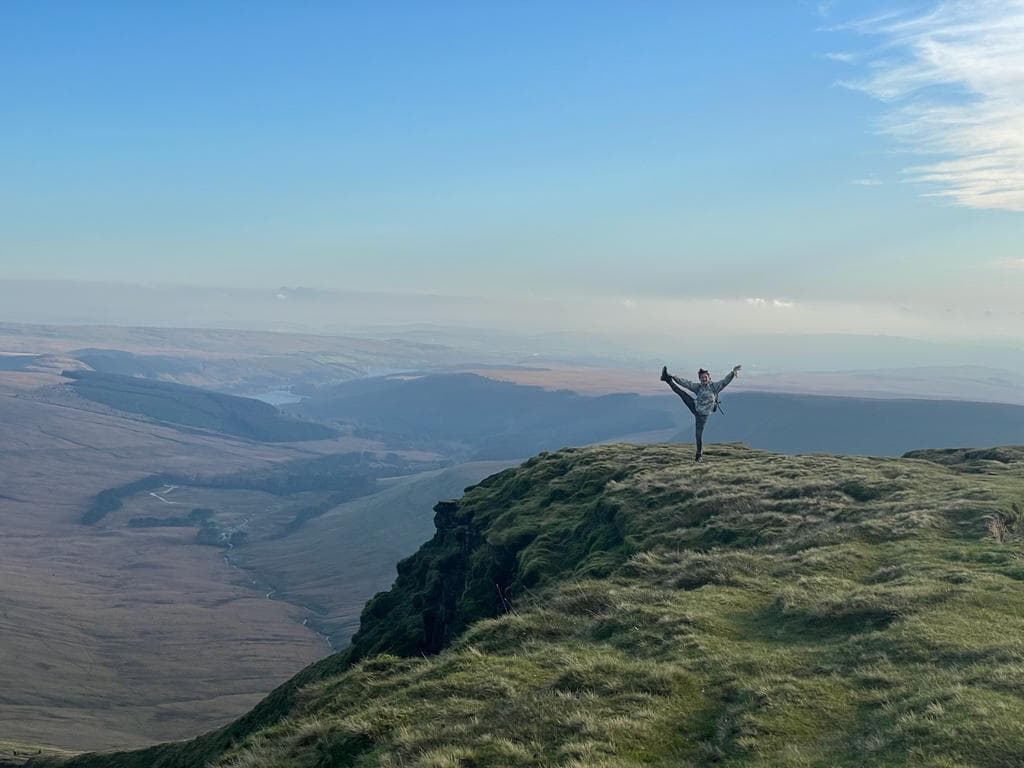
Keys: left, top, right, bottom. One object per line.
{"left": 665, "top": 377, "right": 698, "bottom": 417}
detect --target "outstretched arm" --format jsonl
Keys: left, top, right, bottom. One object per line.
{"left": 713, "top": 365, "right": 742, "bottom": 393}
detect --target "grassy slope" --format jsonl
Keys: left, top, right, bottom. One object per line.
{"left": 46, "top": 443, "right": 1024, "bottom": 767}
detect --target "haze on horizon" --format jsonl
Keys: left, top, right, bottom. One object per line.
{"left": 2, "top": 1, "right": 1023, "bottom": 344}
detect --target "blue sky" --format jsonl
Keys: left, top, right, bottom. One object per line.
{"left": 2, "top": 1, "right": 1022, "bottom": 339}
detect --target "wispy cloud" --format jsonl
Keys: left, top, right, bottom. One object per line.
{"left": 824, "top": 51, "right": 859, "bottom": 64}
{"left": 838, "top": 1, "right": 1024, "bottom": 212}
{"left": 851, "top": 177, "right": 883, "bottom": 186}
{"left": 746, "top": 297, "right": 796, "bottom": 308}
{"left": 993, "top": 257, "right": 1024, "bottom": 269}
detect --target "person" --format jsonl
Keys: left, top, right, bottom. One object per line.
{"left": 660, "top": 364, "right": 741, "bottom": 462}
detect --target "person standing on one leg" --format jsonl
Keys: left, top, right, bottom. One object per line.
{"left": 660, "top": 364, "right": 741, "bottom": 462}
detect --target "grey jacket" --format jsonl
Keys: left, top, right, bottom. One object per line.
{"left": 675, "top": 371, "right": 736, "bottom": 416}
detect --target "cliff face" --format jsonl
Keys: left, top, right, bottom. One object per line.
{"left": 351, "top": 447, "right": 634, "bottom": 660}
{"left": 46, "top": 444, "right": 1024, "bottom": 768}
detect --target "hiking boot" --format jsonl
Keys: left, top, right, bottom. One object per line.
{"left": 660, "top": 366, "right": 670, "bottom": 382}
{"left": 694, "top": 453, "right": 703, "bottom": 463}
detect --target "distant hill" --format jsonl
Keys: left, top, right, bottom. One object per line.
{"left": 0, "top": 353, "right": 42, "bottom": 371}
{"left": 64, "top": 370, "right": 337, "bottom": 442}
{"left": 665, "top": 391, "right": 1024, "bottom": 455}
{"left": 45, "top": 443, "right": 1024, "bottom": 767}
{"left": 70, "top": 349, "right": 204, "bottom": 379}
{"left": 66, "top": 346, "right": 368, "bottom": 393}
{"left": 289, "top": 373, "right": 674, "bottom": 459}
{"left": 290, "top": 372, "right": 1024, "bottom": 457}
{"left": 740, "top": 366, "right": 1024, "bottom": 406}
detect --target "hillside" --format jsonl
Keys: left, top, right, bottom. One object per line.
{"left": 290, "top": 371, "right": 1024, "bottom": 459}
{"left": 43, "top": 443, "right": 1024, "bottom": 767}
{"left": 77, "top": 457, "right": 502, "bottom": 652}
{"left": 673, "top": 392, "right": 1024, "bottom": 456}
{"left": 230, "top": 460, "right": 517, "bottom": 647}
{"left": 64, "top": 370, "right": 336, "bottom": 442}
{"left": 0, "top": 381, "right": 379, "bottom": 752}
{"left": 289, "top": 373, "right": 674, "bottom": 458}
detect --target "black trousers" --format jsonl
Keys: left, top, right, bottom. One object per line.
{"left": 667, "top": 379, "right": 708, "bottom": 455}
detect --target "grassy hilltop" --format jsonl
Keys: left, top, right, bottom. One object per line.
{"left": 42, "top": 443, "right": 1024, "bottom": 768}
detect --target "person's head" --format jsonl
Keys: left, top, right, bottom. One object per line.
{"left": 698, "top": 368, "right": 711, "bottom": 384}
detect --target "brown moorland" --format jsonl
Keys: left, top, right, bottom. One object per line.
{"left": 0, "top": 372, "right": 382, "bottom": 751}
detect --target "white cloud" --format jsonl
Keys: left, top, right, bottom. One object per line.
{"left": 824, "top": 51, "right": 859, "bottom": 64}
{"left": 851, "top": 177, "right": 883, "bottom": 186}
{"left": 838, "top": 1, "right": 1024, "bottom": 212}
{"left": 993, "top": 257, "right": 1024, "bottom": 269}
{"left": 746, "top": 297, "right": 796, "bottom": 308}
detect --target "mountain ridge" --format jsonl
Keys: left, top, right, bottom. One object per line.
{"left": 63, "top": 370, "right": 337, "bottom": 442}
{"left": 37, "top": 442, "right": 1024, "bottom": 767}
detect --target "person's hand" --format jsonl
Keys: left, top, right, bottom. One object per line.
{"left": 732, "top": 364, "right": 742, "bottom": 375}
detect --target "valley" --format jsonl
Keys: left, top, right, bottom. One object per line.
{"left": 4, "top": 324, "right": 1024, "bottom": 756}
{"left": 0, "top": 375, "right": 387, "bottom": 749}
